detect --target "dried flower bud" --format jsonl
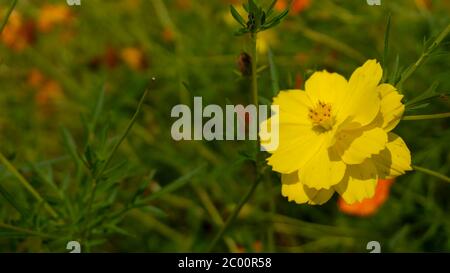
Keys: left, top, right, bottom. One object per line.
{"left": 237, "top": 52, "right": 252, "bottom": 77}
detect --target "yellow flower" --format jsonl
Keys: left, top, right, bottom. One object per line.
{"left": 260, "top": 60, "right": 412, "bottom": 205}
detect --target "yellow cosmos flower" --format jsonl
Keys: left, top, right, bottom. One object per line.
{"left": 260, "top": 60, "right": 412, "bottom": 205}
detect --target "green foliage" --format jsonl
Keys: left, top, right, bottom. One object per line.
{"left": 232, "top": 0, "right": 289, "bottom": 35}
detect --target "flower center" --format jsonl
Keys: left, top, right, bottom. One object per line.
{"left": 308, "top": 101, "right": 334, "bottom": 131}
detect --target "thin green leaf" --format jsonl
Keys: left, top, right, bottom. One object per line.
{"left": 389, "top": 54, "right": 401, "bottom": 84}
{"left": 0, "top": 184, "right": 29, "bottom": 217}
{"left": 97, "top": 89, "right": 149, "bottom": 178}
{"left": 235, "top": 28, "right": 249, "bottom": 36}
{"left": 140, "top": 163, "right": 206, "bottom": 203}
{"left": 132, "top": 170, "right": 157, "bottom": 204}
{"left": 396, "top": 23, "right": 450, "bottom": 88}
{"left": 261, "top": 19, "right": 281, "bottom": 31}
{"left": 141, "top": 205, "right": 168, "bottom": 219}
{"left": 268, "top": 48, "right": 280, "bottom": 96}
{"left": 266, "top": 0, "right": 278, "bottom": 16}
{"left": 405, "top": 82, "right": 448, "bottom": 111}
{"left": 274, "top": 9, "right": 289, "bottom": 22}
{"left": 61, "top": 127, "right": 82, "bottom": 166}
{"left": 230, "top": 5, "right": 246, "bottom": 27}
{"left": 91, "top": 87, "right": 105, "bottom": 132}
{"left": 248, "top": 0, "right": 258, "bottom": 14}
{"left": 0, "top": 0, "right": 18, "bottom": 35}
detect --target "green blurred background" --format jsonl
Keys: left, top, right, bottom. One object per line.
{"left": 0, "top": 0, "right": 449, "bottom": 252}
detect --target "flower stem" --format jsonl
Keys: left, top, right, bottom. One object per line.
{"left": 0, "top": 222, "right": 56, "bottom": 238}
{"left": 0, "top": 0, "right": 18, "bottom": 35}
{"left": 397, "top": 23, "right": 450, "bottom": 88}
{"left": 0, "top": 152, "right": 58, "bottom": 219}
{"left": 208, "top": 32, "right": 262, "bottom": 252}
{"left": 208, "top": 176, "right": 262, "bottom": 252}
{"left": 82, "top": 89, "right": 149, "bottom": 249}
{"left": 251, "top": 33, "right": 259, "bottom": 109}
{"left": 101, "top": 89, "right": 149, "bottom": 175}
{"left": 402, "top": 112, "right": 450, "bottom": 121}
{"left": 413, "top": 165, "right": 450, "bottom": 183}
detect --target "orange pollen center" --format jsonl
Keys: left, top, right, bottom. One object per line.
{"left": 308, "top": 101, "right": 333, "bottom": 130}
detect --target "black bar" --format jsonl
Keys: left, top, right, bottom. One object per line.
{"left": 0, "top": 253, "right": 447, "bottom": 272}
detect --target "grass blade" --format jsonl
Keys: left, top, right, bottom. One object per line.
{"left": 141, "top": 163, "right": 206, "bottom": 203}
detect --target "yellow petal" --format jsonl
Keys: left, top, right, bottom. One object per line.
{"left": 260, "top": 90, "right": 315, "bottom": 153}
{"left": 299, "top": 142, "right": 346, "bottom": 189}
{"left": 378, "top": 84, "right": 405, "bottom": 131}
{"left": 305, "top": 71, "right": 348, "bottom": 114}
{"left": 372, "top": 132, "right": 412, "bottom": 179}
{"left": 339, "top": 60, "right": 382, "bottom": 126}
{"left": 334, "top": 159, "right": 378, "bottom": 204}
{"left": 334, "top": 126, "right": 388, "bottom": 165}
{"left": 260, "top": 114, "right": 313, "bottom": 153}
{"left": 303, "top": 185, "right": 335, "bottom": 205}
{"left": 281, "top": 172, "right": 334, "bottom": 205}
{"left": 281, "top": 171, "right": 300, "bottom": 185}
{"left": 272, "top": 90, "right": 313, "bottom": 125}
{"left": 267, "top": 130, "right": 325, "bottom": 173}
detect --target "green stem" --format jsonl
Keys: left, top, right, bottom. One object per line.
{"left": 266, "top": 174, "right": 275, "bottom": 252}
{"left": 0, "top": 152, "right": 58, "bottom": 218}
{"left": 402, "top": 112, "right": 450, "bottom": 121}
{"left": 100, "top": 89, "right": 149, "bottom": 175}
{"left": 0, "top": 183, "right": 28, "bottom": 217}
{"left": 293, "top": 23, "right": 366, "bottom": 62}
{"left": 208, "top": 32, "right": 262, "bottom": 252}
{"left": 251, "top": 33, "right": 259, "bottom": 109}
{"left": 397, "top": 24, "right": 450, "bottom": 88}
{"left": 0, "top": 222, "right": 56, "bottom": 238}
{"left": 413, "top": 165, "right": 450, "bottom": 183}
{"left": 208, "top": 176, "right": 262, "bottom": 252}
{"left": 82, "top": 89, "right": 149, "bottom": 248}
{"left": 0, "top": 0, "right": 18, "bottom": 35}
{"left": 192, "top": 185, "right": 239, "bottom": 253}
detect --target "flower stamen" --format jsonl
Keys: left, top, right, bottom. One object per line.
{"left": 308, "top": 101, "right": 334, "bottom": 130}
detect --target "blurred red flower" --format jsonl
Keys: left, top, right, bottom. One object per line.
{"left": 275, "top": 0, "right": 311, "bottom": 15}
{"left": 1, "top": 11, "right": 36, "bottom": 52}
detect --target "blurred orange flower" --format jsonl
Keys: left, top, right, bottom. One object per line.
{"left": 121, "top": 47, "right": 148, "bottom": 71}
{"left": 27, "top": 69, "right": 64, "bottom": 112}
{"left": 124, "top": 0, "right": 141, "bottom": 10}
{"left": 236, "top": 240, "right": 263, "bottom": 253}
{"left": 1, "top": 11, "right": 35, "bottom": 52}
{"left": 162, "top": 27, "right": 175, "bottom": 43}
{"left": 27, "top": 69, "right": 46, "bottom": 88}
{"left": 415, "top": 0, "right": 432, "bottom": 10}
{"left": 37, "top": 4, "right": 73, "bottom": 32}
{"left": 275, "top": 0, "right": 311, "bottom": 15}
{"left": 35, "top": 80, "right": 64, "bottom": 108}
{"left": 175, "top": 0, "right": 192, "bottom": 10}
{"left": 338, "top": 178, "right": 395, "bottom": 217}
